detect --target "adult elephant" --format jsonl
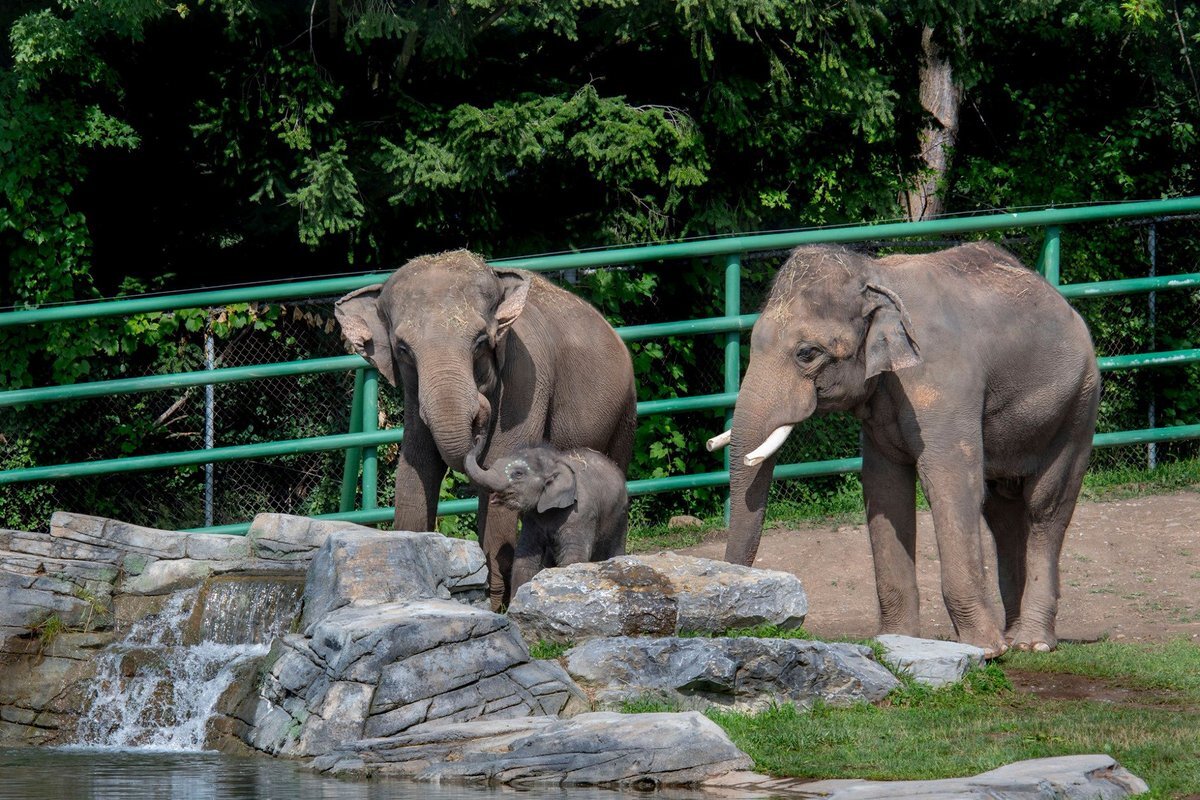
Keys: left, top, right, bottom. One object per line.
{"left": 335, "top": 250, "right": 636, "bottom": 609}
{"left": 711, "top": 243, "right": 1099, "bottom": 657}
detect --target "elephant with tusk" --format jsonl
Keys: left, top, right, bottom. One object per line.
{"left": 335, "top": 250, "right": 636, "bottom": 610}
{"left": 712, "top": 243, "right": 1100, "bottom": 657}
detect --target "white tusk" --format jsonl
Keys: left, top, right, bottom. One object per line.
{"left": 744, "top": 425, "right": 794, "bottom": 467}
{"left": 706, "top": 429, "right": 732, "bottom": 452}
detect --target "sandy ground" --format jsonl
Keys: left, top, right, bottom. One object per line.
{"left": 677, "top": 490, "right": 1200, "bottom": 644}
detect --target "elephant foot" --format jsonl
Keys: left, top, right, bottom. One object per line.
{"left": 1005, "top": 623, "right": 1058, "bottom": 653}
{"left": 958, "top": 626, "right": 1009, "bottom": 660}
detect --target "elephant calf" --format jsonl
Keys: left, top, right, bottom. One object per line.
{"left": 464, "top": 437, "right": 628, "bottom": 593}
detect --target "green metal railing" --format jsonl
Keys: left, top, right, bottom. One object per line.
{"left": 3, "top": 197, "right": 1200, "bottom": 535}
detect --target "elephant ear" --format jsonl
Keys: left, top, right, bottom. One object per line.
{"left": 537, "top": 462, "right": 578, "bottom": 514}
{"left": 862, "top": 284, "right": 922, "bottom": 380}
{"left": 334, "top": 284, "right": 399, "bottom": 387}
{"left": 493, "top": 269, "right": 531, "bottom": 341}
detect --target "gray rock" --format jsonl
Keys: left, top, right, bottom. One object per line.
{"left": 667, "top": 515, "right": 705, "bottom": 529}
{"left": 314, "top": 711, "right": 753, "bottom": 788}
{"left": 183, "top": 533, "right": 252, "bottom": 562}
{"left": 508, "top": 553, "right": 808, "bottom": 643}
{"left": 875, "top": 634, "right": 987, "bottom": 687}
{"left": 242, "top": 599, "right": 587, "bottom": 757}
{"left": 566, "top": 636, "right": 899, "bottom": 711}
{"left": 50, "top": 512, "right": 187, "bottom": 560}
{"left": 246, "top": 514, "right": 367, "bottom": 562}
{"left": 708, "top": 754, "right": 1149, "bottom": 798}
{"left": 300, "top": 530, "right": 487, "bottom": 628}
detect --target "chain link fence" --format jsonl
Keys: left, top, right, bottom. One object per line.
{"left": 2, "top": 217, "right": 1198, "bottom": 533}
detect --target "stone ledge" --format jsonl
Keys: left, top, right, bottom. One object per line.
{"left": 314, "top": 711, "right": 754, "bottom": 788}
{"left": 705, "top": 754, "right": 1149, "bottom": 798}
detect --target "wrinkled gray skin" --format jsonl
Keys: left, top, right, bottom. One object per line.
{"left": 464, "top": 437, "right": 629, "bottom": 591}
{"left": 334, "top": 250, "right": 635, "bottom": 609}
{"left": 724, "top": 243, "right": 1100, "bottom": 657}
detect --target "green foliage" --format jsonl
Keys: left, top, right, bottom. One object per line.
{"left": 2, "top": 1, "right": 1200, "bottom": 531}
{"left": 617, "top": 696, "right": 683, "bottom": 714}
{"left": 679, "top": 623, "right": 815, "bottom": 640}
{"left": 528, "top": 639, "right": 572, "bottom": 660}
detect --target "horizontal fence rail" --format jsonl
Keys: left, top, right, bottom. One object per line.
{"left": 3, "top": 196, "right": 1200, "bottom": 535}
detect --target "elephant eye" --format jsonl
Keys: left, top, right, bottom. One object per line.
{"left": 394, "top": 340, "right": 413, "bottom": 362}
{"left": 510, "top": 469, "right": 525, "bottom": 480}
{"left": 795, "top": 345, "right": 822, "bottom": 363}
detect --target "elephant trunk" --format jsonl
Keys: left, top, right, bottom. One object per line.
{"left": 464, "top": 436, "right": 509, "bottom": 494}
{"left": 724, "top": 355, "right": 816, "bottom": 566}
{"left": 418, "top": 364, "right": 484, "bottom": 471}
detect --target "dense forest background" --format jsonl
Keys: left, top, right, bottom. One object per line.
{"left": 1, "top": 0, "right": 1198, "bottom": 530}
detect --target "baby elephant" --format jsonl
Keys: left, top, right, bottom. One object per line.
{"left": 464, "top": 437, "right": 628, "bottom": 592}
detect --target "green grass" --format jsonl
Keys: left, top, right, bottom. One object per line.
{"left": 699, "top": 640, "right": 1200, "bottom": 799}
{"left": 1080, "top": 458, "right": 1200, "bottom": 502}
{"left": 678, "top": 623, "right": 816, "bottom": 640}
{"left": 528, "top": 639, "right": 572, "bottom": 660}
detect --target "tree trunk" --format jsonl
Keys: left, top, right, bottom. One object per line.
{"left": 901, "top": 26, "right": 962, "bottom": 221}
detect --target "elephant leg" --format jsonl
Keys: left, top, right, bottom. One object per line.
{"left": 1009, "top": 435, "right": 1092, "bottom": 652}
{"left": 918, "top": 446, "right": 1007, "bottom": 657}
{"left": 477, "top": 496, "right": 518, "bottom": 610}
{"left": 509, "top": 523, "right": 546, "bottom": 597}
{"left": 982, "top": 486, "right": 1030, "bottom": 635}
{"left": 391, "top": 419, "right": 446, "bottom": 532}
{"left": 862, "top": 439, "right": 920, "bottom": 636}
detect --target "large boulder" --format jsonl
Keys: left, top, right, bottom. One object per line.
{"left": 313, "top": 711, "right": 753, "bottom": 788}
{"left": 508, "top": 553, "right": 808, "bottom": 644}
{"left": 566, "top": 636, "right": 899, "bottom": 711}
{"left": 231, "top": 599, "right": 587, "bottom": 757}
{"left": 300, "top": 529, "right": 486, "bottom": 628}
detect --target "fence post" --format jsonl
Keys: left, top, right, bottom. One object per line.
{"left": 723, "top": 253, "right": 742, "bottom": 525}
{"left": 361, "top": 368, "right": 380, "bottom": 510}
{"left": 1037, "top": 226, "right": 1061, "bottom": 286}
{"left": 338, "top": 368, "right": 366, "bottom": 512}
{"left": 1147, "top": 222, "right": 1157, "bottom": 470}
{"left": 203, "top": 314, "right": 216, "bottom": 527}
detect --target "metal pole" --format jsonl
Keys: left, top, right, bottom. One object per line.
{"left": 339, "top": 369, "right": 366, "bottom": 512}
{"left": 1038, "top": 226, "right": 1061, "bottom": 286}
{"left": 1148, "top": 223, "right": 1157, "bottom": 470}
{"left": 361, "top": 368, "right": 380, "bottom": 511}
{"left": 723, "top": 253, "right": 742, "bottom": 525}
{"left": 203, "top": 316, "right": 215, "bottom": 528}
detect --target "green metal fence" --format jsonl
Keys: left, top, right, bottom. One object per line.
{"left": 2, "top": 197, "right": 1200, "bottom": 535}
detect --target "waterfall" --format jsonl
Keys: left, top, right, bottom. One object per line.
{"left": 73, "top": 575, "right": 303, "bottom": 751}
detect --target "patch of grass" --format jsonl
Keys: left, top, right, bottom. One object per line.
{"left": 529, "top": 639, "right": 572, "bottom": 660}
{"left": 618, "top": 696, "right": 683, "bottom": 714}
{"left": 678, "top": 623, "right": 816, "bottom": 640}
{"left": 626, "top": 517, "right": 723, "bottom": 553}
{"left": 31, "top": 614, "right": 66, "bottom": 650}
{"left": 704, "top": 640, "right": 1200, "bottom": 798}
{"left": 1081, "top": 458, "right": 1200, "bottom": 502}
{"left": 1001, "top": 639, "right": 1200, "bottom": 703}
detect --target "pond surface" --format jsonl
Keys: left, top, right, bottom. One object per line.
{"left": 0, "top": 748, "right": 649, "bottom": 800}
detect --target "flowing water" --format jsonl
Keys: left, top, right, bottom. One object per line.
{"left": 73, "top": 576, "right": 301, "bottom": 750}
{"left": 10, "top": 576, "right": 662, "bottom": 799}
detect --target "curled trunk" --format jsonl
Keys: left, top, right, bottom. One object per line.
{"left": 464, "top": 438, "right": 508, "bottom": 493}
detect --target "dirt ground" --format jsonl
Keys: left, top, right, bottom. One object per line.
{"left": 677, "top": 490, "right": 1200, "bottom": 644}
